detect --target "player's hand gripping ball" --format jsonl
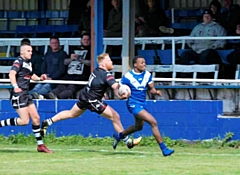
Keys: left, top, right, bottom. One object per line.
{"left": 118, "top": 84, "right": 131, "bottom": 98}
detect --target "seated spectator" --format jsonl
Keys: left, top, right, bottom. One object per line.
{"left": 44, "top": 33, "right": 91, "bottom": 99}
{"left": 30, "top": 36, "right": 67, "bottom": 99}
{"left": 209, "top": 0, "right": 222, "bottom": 23}
{"left": 226, "top": 25, "right": 240, "bottom": 65}
{"left": 219, "top": 0, "right": 240, "bottom": 35}
{"left": 135, "top": 0, "right": 173, "bottom": 37}
{"left": 180, "top": 10, "right": 226, "bottom": 65}
{"left": 104, "top": 0, "right": 122, "bottom": 37}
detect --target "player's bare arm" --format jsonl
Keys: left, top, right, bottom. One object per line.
{"left": 9, "top": 70, "right": 22, "bottom": 93}
{"left": 148, "top": 83, "right": 162, "bottom": 96}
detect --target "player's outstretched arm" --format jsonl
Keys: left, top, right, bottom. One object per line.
{"left": 148, "top": 83, "right": 162, "bottom": 96}
{"left": 111, "top": 83, "right": 129, "bottom": 99}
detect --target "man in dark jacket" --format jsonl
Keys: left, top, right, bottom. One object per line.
{"left": 30, "top": 36, "right": 67, "bottom": 99}
{"left": 219, "top": 0, "right": 240, "bottom": 35}
{"left": 104, "top": 0, "right": 122, "bottom": 37}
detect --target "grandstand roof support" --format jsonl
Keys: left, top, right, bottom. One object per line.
{"left": 122, "top": 0, "right": 135, "bottom": 74}
{"left": 91, "top": 0, "right": 103, "bottom": 71}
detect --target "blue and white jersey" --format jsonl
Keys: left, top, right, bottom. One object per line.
{"left": 121, "top": 69, "right": 153, "bottom": 103}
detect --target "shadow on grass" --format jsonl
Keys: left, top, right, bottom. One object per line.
{"left": 68, "top": 149, "right": 146, "bottom": 156}
{"left": 0, "top": 149, "right": 34, "bottom": 153}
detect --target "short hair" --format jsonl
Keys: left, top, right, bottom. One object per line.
{"left": 20, "top": 42, "right": 31, "bottom": 47}
{"left": 81, "top": 32, "right": 90, "bottom": 39}
{"left": 21, "top": 38, "right": 31, "bottom": 45}
{"left": 50, "top": 36, "right": 60, "bottom": 42}
{"left": 132, "top": 55, "right": 144, "bottom": 67}
{"left": 97, "top": 53, "right": 109, "bottom": 63}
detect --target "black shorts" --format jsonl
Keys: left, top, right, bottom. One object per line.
{"left": 76, "top": 97, "right": 108, "bottom": 114}
{"left": 11, "top": 93, "right": 33, "bottom": 109}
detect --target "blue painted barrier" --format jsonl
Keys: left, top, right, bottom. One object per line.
{"left": 0, "top": 99, "right": 239, "bottom": 140}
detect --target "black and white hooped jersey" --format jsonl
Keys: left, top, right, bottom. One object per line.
{"left": 11, "top": 57, "right": 33, "bottom": 90}
{"left": 80, "top": 67, "right": 116, "bottom": 100}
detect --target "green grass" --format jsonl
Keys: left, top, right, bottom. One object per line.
{"left": 0, "top": 145, "right": 240, "bottom": 175}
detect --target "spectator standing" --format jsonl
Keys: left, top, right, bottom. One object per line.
{"left": 45, "top": 33, "right": 91, "bottom": 99}
{"left": 219, "top": 0, "right": 240, "bottom": 35}
{"left": 78, "top": 0, "right": 91, "bottom": 35}
{"left": 30, "top": 36, "right": 67, "bottom": 99}
{"left": 104, "top": 0, "right": 122, "bottom": 37}
{"left": 180, "top": 10, "right": 226, "bottom": 65}
{"left": 209, "top": 0, "right": 222, "bottom": 23}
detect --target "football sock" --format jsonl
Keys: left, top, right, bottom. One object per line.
{"left": 46, "top": 118, "right": 54, "bottom": 126}
{"left": 119, "top": 132, "right": 130, "bottom": 145}
{"left": 0, "top": 117, "right": 18, "bottom": 127}
{"left": 32, "top": 125, "right": 43, "bottom": 145}
{"left": 123, "top": 136, "right": 130, "bottom": 144}
{"left": 159, "top": 142, "right": 167, "bottom": 150}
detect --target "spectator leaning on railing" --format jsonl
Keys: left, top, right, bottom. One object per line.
{"left": 180, "top": 10, "right": 226, "bottom": 65}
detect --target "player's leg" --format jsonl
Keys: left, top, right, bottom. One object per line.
{"left": 41, "top": 104, "right": 85, "bottom": 137}
{"left": 100, "top": 105, "right": 142, "bottom": 149}
{"left": 120, "top": 117, "right": 144, "bottom": 149}
{"left": 0, "top": 94, "right": 30, "bottom": 127}
{"left": 28, "top": 103, "right": 53, "bottom": 153}
{"left": 0, "top": 107, "right": 29, "bottom": 127}
{"left": 136, "top": 109, "right": 174, "bottom": 156}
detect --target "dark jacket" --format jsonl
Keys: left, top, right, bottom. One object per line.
{"left": 219, "top": 4, "right": 240, "bottom": 35}
{"left": 41, "top": 49, "right": 67, "bottom": 80}
{"left": 106, "top": 8, "right": 122, "bottom": 32}
{"left": 31, "top": 50, "right": 42, "bottom": 77}
{"left": 143, "top": 7, "right": 168, "bottom": 32}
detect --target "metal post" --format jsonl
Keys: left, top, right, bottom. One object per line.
{"left": 122, "top": 0, "right": 135, "bottom": 74}
{"left": 91, "top": 0, "right": 103, "bottom": 72}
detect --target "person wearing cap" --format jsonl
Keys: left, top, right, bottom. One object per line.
{"left": 179, "top": 9, "right": 226, "bottom": 65}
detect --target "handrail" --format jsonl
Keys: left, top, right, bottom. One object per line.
{"left": 0, "top": 36, "right": 239, "bottom": 69}
{"left": 0, "top": 77, "right": 239, "bottom": 84}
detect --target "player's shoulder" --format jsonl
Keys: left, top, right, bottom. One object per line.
{"left": 13, "top": 57, "right": 23, "bottom": 64}
{"left": 144, "top": 70, "right": 151, "bottom": 76}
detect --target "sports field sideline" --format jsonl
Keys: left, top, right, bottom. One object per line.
{"left": 0, "top": 145, "right": 240, "bottom": 175}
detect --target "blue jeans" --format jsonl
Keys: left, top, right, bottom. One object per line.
{"left": 30, "top": 83, "right": 53, "bottom": 95}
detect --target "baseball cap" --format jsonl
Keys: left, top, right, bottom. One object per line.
{"left": 202, "top": 9, "right": 213, "bottom": 17}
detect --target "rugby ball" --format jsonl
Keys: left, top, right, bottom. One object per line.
{"left": 118, "top": 84, "right": 131, "bottom": 96}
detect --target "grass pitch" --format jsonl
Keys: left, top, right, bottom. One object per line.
{"left": 0, "top": 145, "right": 240, "bottom": 175}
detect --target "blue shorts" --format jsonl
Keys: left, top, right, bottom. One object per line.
{"left": 127, "top": 101, "right": 146, "bottom": 117}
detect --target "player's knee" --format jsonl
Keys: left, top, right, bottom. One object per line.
{"left": 150, "top": 120, "right": 158, "bottom": 128}
{"left": 31, "top": 116, "right": 40, "bottom": 125}
{"left": 18, "top": 118, "right": 30, "bottom": 126}
{"left": 112, "top": 112, "right": 120, "bottom": 122}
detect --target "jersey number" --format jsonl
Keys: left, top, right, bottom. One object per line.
{"left": 88, "top": 73, "right": 96, "bottom": 87}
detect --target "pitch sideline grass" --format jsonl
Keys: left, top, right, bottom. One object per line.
{"left": 0, "top": 145, "right": 240, "bottom": 175}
